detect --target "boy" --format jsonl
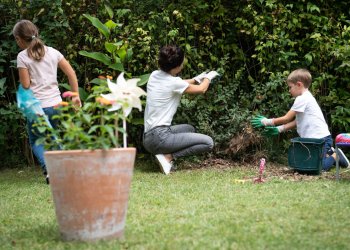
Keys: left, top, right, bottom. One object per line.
{"left": 251, "top": 68, "right": 349, "bottom": 171}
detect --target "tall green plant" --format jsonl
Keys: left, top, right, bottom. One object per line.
{"left": 79, "top": 12, "right": 128, "bottom": 76}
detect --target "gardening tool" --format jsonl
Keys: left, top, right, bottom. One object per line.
{"left": 254, "top": 158, "right": 266, "bottom": 183}
{"left": 233, "top": 179, "right": 249, "bottom": 184}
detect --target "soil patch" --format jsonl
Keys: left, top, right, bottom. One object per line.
{"left": 179, "top": 157, "right": 350, "bottom": 181}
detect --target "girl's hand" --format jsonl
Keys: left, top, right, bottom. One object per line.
{"left": 62, "top": 91, "right": 81, "bottom": 108}
{"left": 72, "top": 96, "right": 82, "bottom": 107}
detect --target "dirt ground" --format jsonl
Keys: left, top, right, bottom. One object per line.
{"left": 180, "top": 157, "right": 350, "bottom": 182}
{"left": 173, "top": 127, "right": 350, "bottom": 181}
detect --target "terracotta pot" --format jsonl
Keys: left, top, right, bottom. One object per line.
{"left": 44, "top": 148, "right": 136, "bottom": 241}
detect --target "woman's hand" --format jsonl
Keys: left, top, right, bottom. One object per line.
{"left": 204, "top": 71, "right": 220, "bottom": 82}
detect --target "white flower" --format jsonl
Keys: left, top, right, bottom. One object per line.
{"left": 101, "top": 73, "right": 147, "bottom": 116}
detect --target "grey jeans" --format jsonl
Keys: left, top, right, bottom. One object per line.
{"left": 143, "top": 124, "right": 214, "bottom": 159}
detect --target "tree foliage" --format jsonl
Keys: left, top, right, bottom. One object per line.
{"left": 1, "top": 0, "right": 349, "bottom": 167}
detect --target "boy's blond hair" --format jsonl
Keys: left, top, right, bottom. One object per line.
{"left": 287, "top": 69, "right": 312, "bottom": 88}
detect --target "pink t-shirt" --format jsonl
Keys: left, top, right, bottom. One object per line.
{"left": 17, "top": 46, "right": 63, "bottom": 108}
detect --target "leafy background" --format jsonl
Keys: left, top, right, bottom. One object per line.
{"left": 1, "top": 0, "right": 349, "bottom": 168}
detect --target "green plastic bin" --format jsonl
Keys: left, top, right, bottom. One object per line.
{"left": 288, "top": 137, "right": 325, "bottom": 175}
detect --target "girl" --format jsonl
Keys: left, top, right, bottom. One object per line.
{"left": 13, "top": 20, "right": 81, "bottom": 183}
{"left": 143, "top": 45, "right": 219, "bottom": 174}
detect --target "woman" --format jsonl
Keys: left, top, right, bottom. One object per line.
{"left": 143, "top": 45, "right": 219, "bottom": 174}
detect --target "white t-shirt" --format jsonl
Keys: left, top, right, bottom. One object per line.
{"left": 291, "top": 90, "right": 330, "bottom": 138}
{"left": 144, "top": 70, "right": 189, "bottom": 132}
{"left": 17, "top": 46, "right": 64, "bottom": 108}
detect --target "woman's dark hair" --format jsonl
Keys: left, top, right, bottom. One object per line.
{"left": 13, "top": 20, "right": 45, "bottom": 61}
{"left": 158, "top": 45, "right": 184, "bottom": 73}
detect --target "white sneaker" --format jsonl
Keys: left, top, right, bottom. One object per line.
{"left": 155, "top": 154, "right": 172, "bottom": 175}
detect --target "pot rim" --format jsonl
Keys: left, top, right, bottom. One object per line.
{"left": 44, "top": 147, "right": 136, "bottom": 156}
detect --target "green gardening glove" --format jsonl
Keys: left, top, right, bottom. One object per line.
{"left": 262, "top": 126, "right": 279, "bottom": 136}
{"left": 262, "top": 125, "right": 285, "bottom": 137}
{"left": 251, "top": 115, "right": 273, "bottom": 128}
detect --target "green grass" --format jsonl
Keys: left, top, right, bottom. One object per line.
{"left": 1, "top": 159, "right": 350, "bottom": 250}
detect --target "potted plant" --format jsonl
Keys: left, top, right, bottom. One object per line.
{"left": 38, "top": 72, "right": 146, "bottom": 241}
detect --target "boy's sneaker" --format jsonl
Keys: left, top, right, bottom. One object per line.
{"left": 337, "top": 148, "right": 350, "bottom": 168}
{"left": 155, "top": 154, "right": 172, "bottom": 175}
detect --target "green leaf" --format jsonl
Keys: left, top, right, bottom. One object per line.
{"left": 109, "top": 63, "right": 124, "bottom": 72}
{"left": 307, "top": 3, "right": 320, "bottom": 13}
{"left": 127, "top": 48, "right": 133, "bottom": 61}
{"left": 82, "top": 114, "right": 91, "bottom": 123}
{"left": 310, "top": 33, "right": 321, "bottom": 39}
{"left": 304, "top": 53, "right": 313, "bottom": 64}
{"left": 90, "top": 78, "right": 107, "bottom": 85}
{"left": 37, "top": 126, "right": 47, "bottom": 133}
{"left": 116, "top": 9, "right": 131, "bottom": 17}
{"left": 0, "top": 78, "right": 6, "bottom": 86}
{"left": 105, "top": 41, "right": 123, "bottom": 53}
{"left": 105, "top": 4, "right": 114, "bottom": 19}
{"left": 83, "top": 14, "right": 110, "bottom": 39}
{"left": 88, "top": 125, "right": 99, "bottom": 134}
{"left": 130, "top": 118, "right": 144, "bottom": 125}
{"left": 105, "top": 43, "right": 117, "bottom": 54}
{"left": 105, "top": 20, "right": 118, "bottom": 30}
{"left": 58, "top": 83, "right": 70, "bottom": 90}
{"left": 0, "top": 78, "right": 7, "bottom": 96}
{"left": 104, "top": 125, "right": 117, "bottom": 144}
{"left": 116, "top": 48, "right": 127, "bottom": 61}
{"left": 135, "top": 73, "right": 150, "bottom": 87}
{"left": 0, "top": 109, "right": 13, "bottom": 115}
{"left": 79, "top": 51, "right": 111, "bottom": 66}
{"left": 78, "top": 88, "right": 89, "bottom": 101}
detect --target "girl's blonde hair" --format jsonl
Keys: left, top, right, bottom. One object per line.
{"left": 13, "top": 20, "right": 45, "bottom": 61}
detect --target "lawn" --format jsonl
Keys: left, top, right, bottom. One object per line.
{"left": 1, "top": 157, "right": 350, "bottom": 250}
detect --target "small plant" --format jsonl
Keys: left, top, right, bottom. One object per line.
{"left": 78, "top": 11, "right": 151, "bottom": 84}
{"left": 79, "top": 12, "right": 129, "bottom": 76}
{"left": 36, "top": 73, "right": 146, "bottom": 150}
